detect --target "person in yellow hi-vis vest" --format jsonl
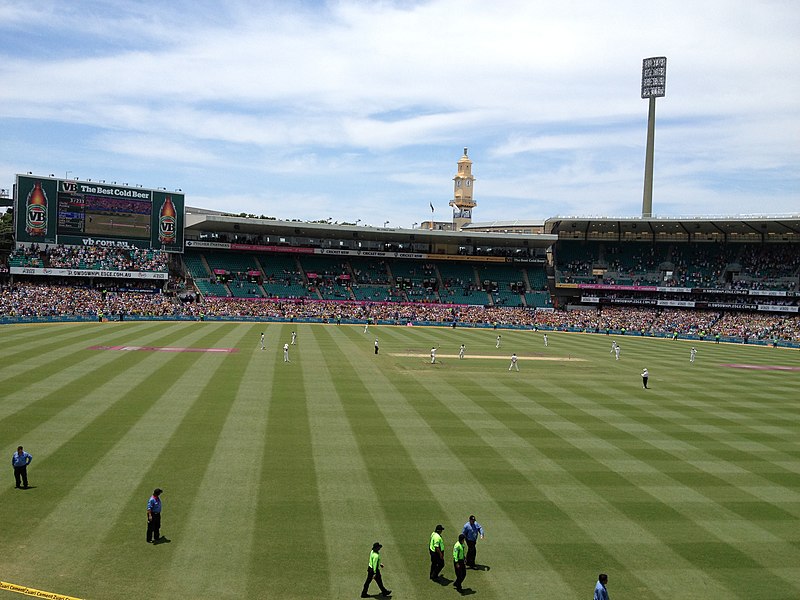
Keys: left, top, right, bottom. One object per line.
{"left": 429, "top": 524, "right": 445, "bottom": 580}
{"left": 361, "top": 542, "right": 392, "bottom": 598}
{"left": 453, "top": 534, "right": 467, "bottom": 591}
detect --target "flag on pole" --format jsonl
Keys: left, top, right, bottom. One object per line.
{"left": 430, "top": 202, "right": 435, "bottom": 213}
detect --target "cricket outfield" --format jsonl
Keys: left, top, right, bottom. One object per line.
{"left": 1, "top": 322, "right": 798, "bottom": 599}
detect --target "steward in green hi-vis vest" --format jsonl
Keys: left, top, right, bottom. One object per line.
{"left": 429, "top": 524, "right": 445, "bottom": 580}
{"left": 453, "top": 534, "right": 467, "bottom": 591}
{"left": 361, "top": 542, "right": 391, "bottom": 598}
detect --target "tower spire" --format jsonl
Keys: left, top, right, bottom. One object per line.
{"left": 450, "top": 148, "right": 475, "bottom": 231}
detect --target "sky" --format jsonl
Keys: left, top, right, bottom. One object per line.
{"left": 1, "top": 0, "right": 799, "bottom": 228}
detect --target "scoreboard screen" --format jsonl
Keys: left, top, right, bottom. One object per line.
{"left": 57, "top": 192, "right": 152, "bottom": 240}
{"left": 15, "top": 175, "right": 185, "bottom": 251}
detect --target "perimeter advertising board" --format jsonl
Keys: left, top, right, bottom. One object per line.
{"left": 14, "top": 175, "right": 184, "bottom": 252}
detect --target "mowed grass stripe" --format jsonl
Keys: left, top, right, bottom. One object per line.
{"left": 302, "top": 325, "right": 396, "bottom": 599}
{"left": 337, "top": 325, "right": 587, "bottom": 598}
{"left": 1, "top": 323, "right": 237, "bottom": 598}
{"left": 503, "top": 374, "right": 800, "bottom": 599}
{"left": 0, "top": 321, "right": 190, "bottom": 422}
{"left": 471, "top": 373, "right": 737, "bottom": 599}
{"left": 436, "top": 362, "right": 727, "bottom": 589}
{"left": 159, "top": 324, "right": 275, "bottom": 600}
{"left": 246, "top": 324, "right": 329, "bottom": 600}
{"left": 569, "top": 375, "right": 800, "bottom": 484}
{"left": 0, "top": 320, "right": 168, "bottom": 380}
{"left": 345, "top": 324, "right": 564, "bottom": 599}
{"left": 633, "top": 382, "right": 800, "bottom": 499}
{"left": 389, "top": 367, "right": 590, "bottom": 598}
{"left": 577, "top": 378, "right": 800, "bottom": 515}
{"left": 318, "top": 325, "right": 455, "bottom": 599}
{"left": 0, "top": 321, "right": 102, "bottom": 360}
{"left": 0, "top": 322, "right": 217, "bottom": 505}
{"left": 81, "top": 323, "right": 252, "bottom": 600}
{"left": 546, "top": 377, "right": 798, "bottom": 543}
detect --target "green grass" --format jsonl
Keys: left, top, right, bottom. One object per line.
{"left": 1, "top": 322, "right": 799, "bottom": 599}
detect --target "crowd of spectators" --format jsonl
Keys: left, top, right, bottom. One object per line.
{"left": 0, "top": 281, "right": 179, "bottom": 317}
{"left": 10, "top": 245, "right": 167, "bottom": 272}
{"left": 533, "top": 305, "right": 799, "bottom": 342}
{"left": 714, "top": 311, "right": 800, "bottom": 342}
{"left": 1, "top": 279, "right": 798, "bottom": 343}
{"left": 556, "top": 242, "right": 800, "bottom": 291}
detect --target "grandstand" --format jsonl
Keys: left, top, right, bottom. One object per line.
{"left": 2, "top": 187, "right": 799, "bottom": 345}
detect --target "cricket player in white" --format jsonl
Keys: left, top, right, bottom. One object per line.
{"left": 260, "top": 332, "right": 265, "bottom": 350}
{"left": 291, "top": 331, "right": 297, "bottom": 345}
{"left": 496, "top": 335, "right": 501, "bottom": 348}
{"left": 363, "top": 320, "right": 369, "bottom": 333}
{"left": 615, "top": 345, "right": 621, "bottom": 361}
{"left": 459, "top": 344, "right": 465, "bottom": 359}
{"left": 543, "top": 334, "right": 548, "bottom": 347}
{"left": 431, "top": 347, "right": 437, "bottom": 364}
{"left": 690, "top": 347, "right": 697, "bottom": 363}
{"left": 509, "top": 353, "right": 519, "bottom": 371}
{"left": 610, "top": 341, "right": 617, "bottom": 354}
{"left": 283, "top": 343, "right": 290, "bottom": 362}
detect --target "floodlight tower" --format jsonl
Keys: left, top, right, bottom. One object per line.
{"left": 640, "top": 56, "right": 667, "bottom": 218}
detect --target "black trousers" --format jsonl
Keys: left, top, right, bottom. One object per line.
{"left": 14, "top": 466, "right": 28, "bottom": 488}
{"left": 362, "top": 567, "right": 388, "bottom": 595}
{"left": 429, "top": 550, "right": 444, "bottom": 579}
{"left": 453, "top": 560, "right": 467, "bottom": 589}
{"left": 147, "top": 513, "right": 161, "bottom": 542}
{"left": 642, "top": 377, "right": 648, "bottom": 388}
{"left": 465, "top": 539, "right": 477, "bottom": 567}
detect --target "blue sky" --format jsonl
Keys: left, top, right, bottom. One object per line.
{"left": 1, "top": 0, "right": 798, "bottom": 228}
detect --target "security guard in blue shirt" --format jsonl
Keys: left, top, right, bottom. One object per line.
{"left": 12, "top": 446, "right": 32, "bottom": 489}
{"left": 146, "top": 488, "right": 163, "bottom": 543}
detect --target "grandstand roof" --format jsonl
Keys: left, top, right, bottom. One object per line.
{"left": 185, "top": 209, "right": 558, "bottom": 248}
{"left": 546, "top": 215, "right": 800, "bottom": 239}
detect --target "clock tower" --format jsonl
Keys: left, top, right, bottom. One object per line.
{"left": 450, "top": 147, "right": 476, "bottom": 231}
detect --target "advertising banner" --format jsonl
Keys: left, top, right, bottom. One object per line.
{"left": 10, "top": 266, "right": 168, "bottom": 280}
{"left": 15, "top": 175, "right": 58, "bottom": 244}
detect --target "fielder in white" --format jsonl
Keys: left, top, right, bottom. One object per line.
{"left": 615, "top": 345, "right": 621, "bottom": 361}
{"left": 459, "top": 344, "right": 465, "bottom": 359}
{"left": 496, "top": 335, "right": 501, "bottom": 348}
{"left": 260, "top": 332, "right": 265, "bottom": 350}
{"left": 508, "top": 353, "right": 519, "bottom": 371}
{"left": 283, "top": 343, "right": 290, "bottom": 362}
{"left": 543, "top": 334, "right": 548, "bottom": 347}
{"left": 690, "top": 347, "right": 697, "bottom": 363}
{"left": 291, "top": 331, "right": 297, "bottom": 345}
{"left": 431, "top": 347, "right": 437, "bottom": 364}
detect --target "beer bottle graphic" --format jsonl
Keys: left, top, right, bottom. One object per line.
{"left": 158, "top": 195, "right": 177, "bottom": 245}
{"left": 26, "top": 181, "right": 48, "bottom": 237}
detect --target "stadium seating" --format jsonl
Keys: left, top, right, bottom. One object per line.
{"left": 256, "top": 253, "right": 315, "bottom": 299}
{"left": 387, "top": 260, "right": 439, "bottom": 302}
